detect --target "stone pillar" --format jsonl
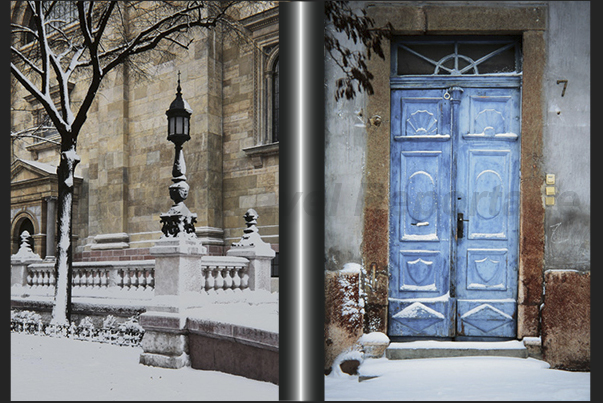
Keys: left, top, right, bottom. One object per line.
{"left": 146, "top": 236, "right": 207, "bottom": 311}
{"left": 226, "top": 209, "right": 275, "bottom": 291}
{"left": 139, "top": 236, "right": 206, "bottom": 369}
{"left": 44, "top": 196, "right": 57, "bottom": 261}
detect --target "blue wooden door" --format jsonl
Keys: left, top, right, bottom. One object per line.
{"left": 389, "top": 84, "right": 521, "bottom": 339}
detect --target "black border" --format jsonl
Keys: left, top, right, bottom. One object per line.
{"left": 280, "top": 1, "right": 325, "bottom": 400}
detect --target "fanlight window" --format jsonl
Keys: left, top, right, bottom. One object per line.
{"left": 393, "top": 36, "right": 522, "bottom": 76}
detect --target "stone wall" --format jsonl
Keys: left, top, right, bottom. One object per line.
{"left": 222, "top": 9, "right": 279, "bottom": 251}
{"left": 541, "top": 270, "right": 590, "bottom": 371}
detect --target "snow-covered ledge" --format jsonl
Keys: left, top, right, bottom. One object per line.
{"left": 90, "top": 232, "right": 130, "bottom": 250}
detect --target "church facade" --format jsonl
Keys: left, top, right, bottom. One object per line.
{"left": 10, "top": 3, "right": 279, "bottom": 276}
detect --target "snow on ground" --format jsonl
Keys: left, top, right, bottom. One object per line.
{"left": 11, "top": 333, "right": 278, "bottom": 401}
{"left": 185, "top": 289, "right": 279, "bottom": 333}
{"left": 325, "top": 356, "right": 590, "bottom": 401}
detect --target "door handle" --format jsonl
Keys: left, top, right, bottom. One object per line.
{"left": 457, "top": 212, "right": 469, "bottom": 239}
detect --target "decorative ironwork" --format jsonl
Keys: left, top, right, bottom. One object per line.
{"left": 394, "top": 37, "right": 522, "bottom": 76}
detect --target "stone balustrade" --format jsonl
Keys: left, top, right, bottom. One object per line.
{"left": 13, "top": 255, "right": 255, "bottom": 300}
{"left": 200, "top": 256, "right": 250, "bottom": 293}
{"left": 17, "top": 261, "right": 156, "bottom": 299}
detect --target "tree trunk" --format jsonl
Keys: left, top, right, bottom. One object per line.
{"left": 51, "top": 142, "right": 80, "bottom": 325}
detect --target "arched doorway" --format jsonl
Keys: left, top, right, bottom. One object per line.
{"left": 12, "top": 215, "right": 36, "bottom": 255}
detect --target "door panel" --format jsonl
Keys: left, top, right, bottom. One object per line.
{"left": 389, "top": 84, "right": 521, "bottom": 339}
{"left": 389, "top": 89, "right": 454, "bottom": 337}
{"left": 455, "top": 87, "right": 521, "bottom": 338}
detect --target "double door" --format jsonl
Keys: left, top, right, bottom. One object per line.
{"left": 388, "top": 83, "right": 521, "bottom": 339}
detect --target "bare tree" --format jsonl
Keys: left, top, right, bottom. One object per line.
{"left": 324, "top": 1, "right": 392, "bottom": 101}
{"left": 10, "top": 1, "right": 245, "bottom": 325}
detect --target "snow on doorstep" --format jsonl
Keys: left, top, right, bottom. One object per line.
{"left": 325, "top": 356, "right": 589, "bottom": 401}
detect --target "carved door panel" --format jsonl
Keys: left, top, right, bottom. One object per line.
{"left": 389, "top": 88, "right": 455, "bottom": 337}
{"left": 388, "top": 85, "right": 521, "bottom": 339}
{"left": 454, "top": 87, "right": 521, "bottom": 338}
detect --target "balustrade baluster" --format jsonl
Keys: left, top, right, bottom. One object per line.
{"left": 206, "top": 267, "right": 215, "bottom": 291}
{"left": 139, "top": 270, "right": 147, "bottom": 290}
{"left": 123, "top": 269, "right": 131, "bottom": 290}
{"left": 26, "top": 270, "right": 33, "bottom": 287}
{"left": 77, "top": 269, "right": 84, "bottom": 288}
{"left": 240, "top": 267, "right": 249, "bottom": 289}
{"left": 223, "top": 267, "right": 233, "bottom": 289}
{"left": 117, "top": 269, "right": 124, "bottom": 289}
{"left": 232, "top": 266, "right": 242, "bottom": 289}
{"left": 130, "top": 269, "right": 139, "bottom": 290}
{"left": 215, "top": 267, "right": 224, "bottom": 290}
{"left": 147, "top": 270, "right": 154, "bottom": 289}
{"left": 85, "top": 270, "right": 93, "bottom": 288}
{"left": 100, "top": 270, "right": 108, "bottom": 288}
{"left": 33, "top": 271, "right": 41, "bottom": 287}
{"left": 93, "top": 270, "right": 101, "bottom": 288}
{"left": 76, "top": 269, "right": 84, "bottom": 288}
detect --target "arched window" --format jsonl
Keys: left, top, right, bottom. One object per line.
{"left": 241, "top": 9, "right": 278, "bottom": 168}
{"left": 21, "top": 2, "right": 79, "bottom": 46}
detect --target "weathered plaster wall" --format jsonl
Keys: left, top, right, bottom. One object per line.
{"left": 542, "top": 1, "right": 590, "bottom": 271}
{"left": 540, "top": 1, "right": 590, "bottom": 372}
{"left": 324, "top": 13, "right": 367, "bottom": 272}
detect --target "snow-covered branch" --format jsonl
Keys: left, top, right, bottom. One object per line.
{"left": 11, "top": 129, "right": 61, "bottom": 145}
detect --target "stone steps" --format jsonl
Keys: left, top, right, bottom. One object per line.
{"left": 386, "top": 340, "right": 528, "bottom": 360}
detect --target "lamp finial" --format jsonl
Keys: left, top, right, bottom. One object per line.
{"left": 177, "top": 70, "right": 182, "bottom": 95}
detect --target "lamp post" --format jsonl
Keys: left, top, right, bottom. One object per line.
{"left": 160, "top": 72, "right": 197, "bottom": 238}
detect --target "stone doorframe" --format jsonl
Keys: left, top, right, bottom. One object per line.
{"left": 362, "top": 3, "right": 546, "bottom": 339}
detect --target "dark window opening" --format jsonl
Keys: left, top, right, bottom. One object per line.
{"left": 272, "top": 57, "right": 279, "bottom": 143}
{"left": 271, "top": 252, "right": 279, "bottom": 277}
{"left": 17, "top": 218, "right": 35, "bottom": 252}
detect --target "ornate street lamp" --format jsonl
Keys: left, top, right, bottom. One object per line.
{"left": 159, "top": 72, "right": 197, "bottom": 238}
